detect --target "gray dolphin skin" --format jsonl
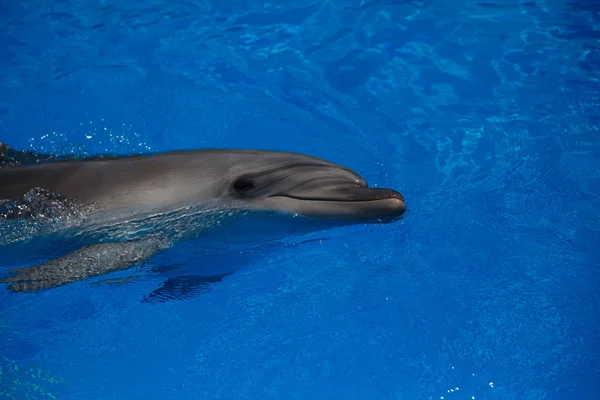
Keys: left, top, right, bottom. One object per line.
{"left": 0, "top": 142, "right": 406, "bottom": 293}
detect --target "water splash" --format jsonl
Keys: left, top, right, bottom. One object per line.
{"left": 27, "top": 119, "right": 153, "bottom": 157}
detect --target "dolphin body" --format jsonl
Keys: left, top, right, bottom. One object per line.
{"left": 0, "top": 142, "right": 406, "bottom": 294}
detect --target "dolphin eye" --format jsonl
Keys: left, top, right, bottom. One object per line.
{"left": 232, "top": 176, "right": 255, "bottom": 194}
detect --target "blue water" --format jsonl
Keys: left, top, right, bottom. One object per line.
{"left": 1, "top": 0, "right": 599, "bottom": 398}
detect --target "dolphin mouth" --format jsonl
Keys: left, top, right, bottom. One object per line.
{"left": 274, "top": 187, "right": 405, "bottom": 203}
{"left": 266, "top": 187, "right": 407, "bottom": 220}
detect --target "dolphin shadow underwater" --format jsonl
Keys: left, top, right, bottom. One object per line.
{"left": 112, "top": 214, "right": 350, "bottom": 304}
{"left": 0, "top": 142, "right": 406, "bottom": 298}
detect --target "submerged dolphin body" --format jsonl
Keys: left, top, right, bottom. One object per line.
{"left": 0, "top": 142, "right": 406, "bottom": 293}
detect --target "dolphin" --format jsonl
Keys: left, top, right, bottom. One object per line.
{"left": 0, "top": 142, "right": 406, "bottom": 293}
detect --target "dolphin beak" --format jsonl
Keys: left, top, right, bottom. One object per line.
{"left": 328, "top": 187, "right": 407, "bottom": 220}
{"left": 264, "top": 186, "right": 407, "bottom": 221}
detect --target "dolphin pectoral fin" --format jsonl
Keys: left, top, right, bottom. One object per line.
{"left": 141, "top": 272, "right": 233, "bottom": 304}
{"left": 1, "top": 236, "right": 171, "bottom": 293}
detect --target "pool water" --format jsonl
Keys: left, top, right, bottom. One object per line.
{"left": 1, "top": 0, "right": 599, "bottom": 399}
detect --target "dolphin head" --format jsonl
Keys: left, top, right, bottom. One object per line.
{"left": 213, "top": 151, "right": 406, "bottom": 221}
